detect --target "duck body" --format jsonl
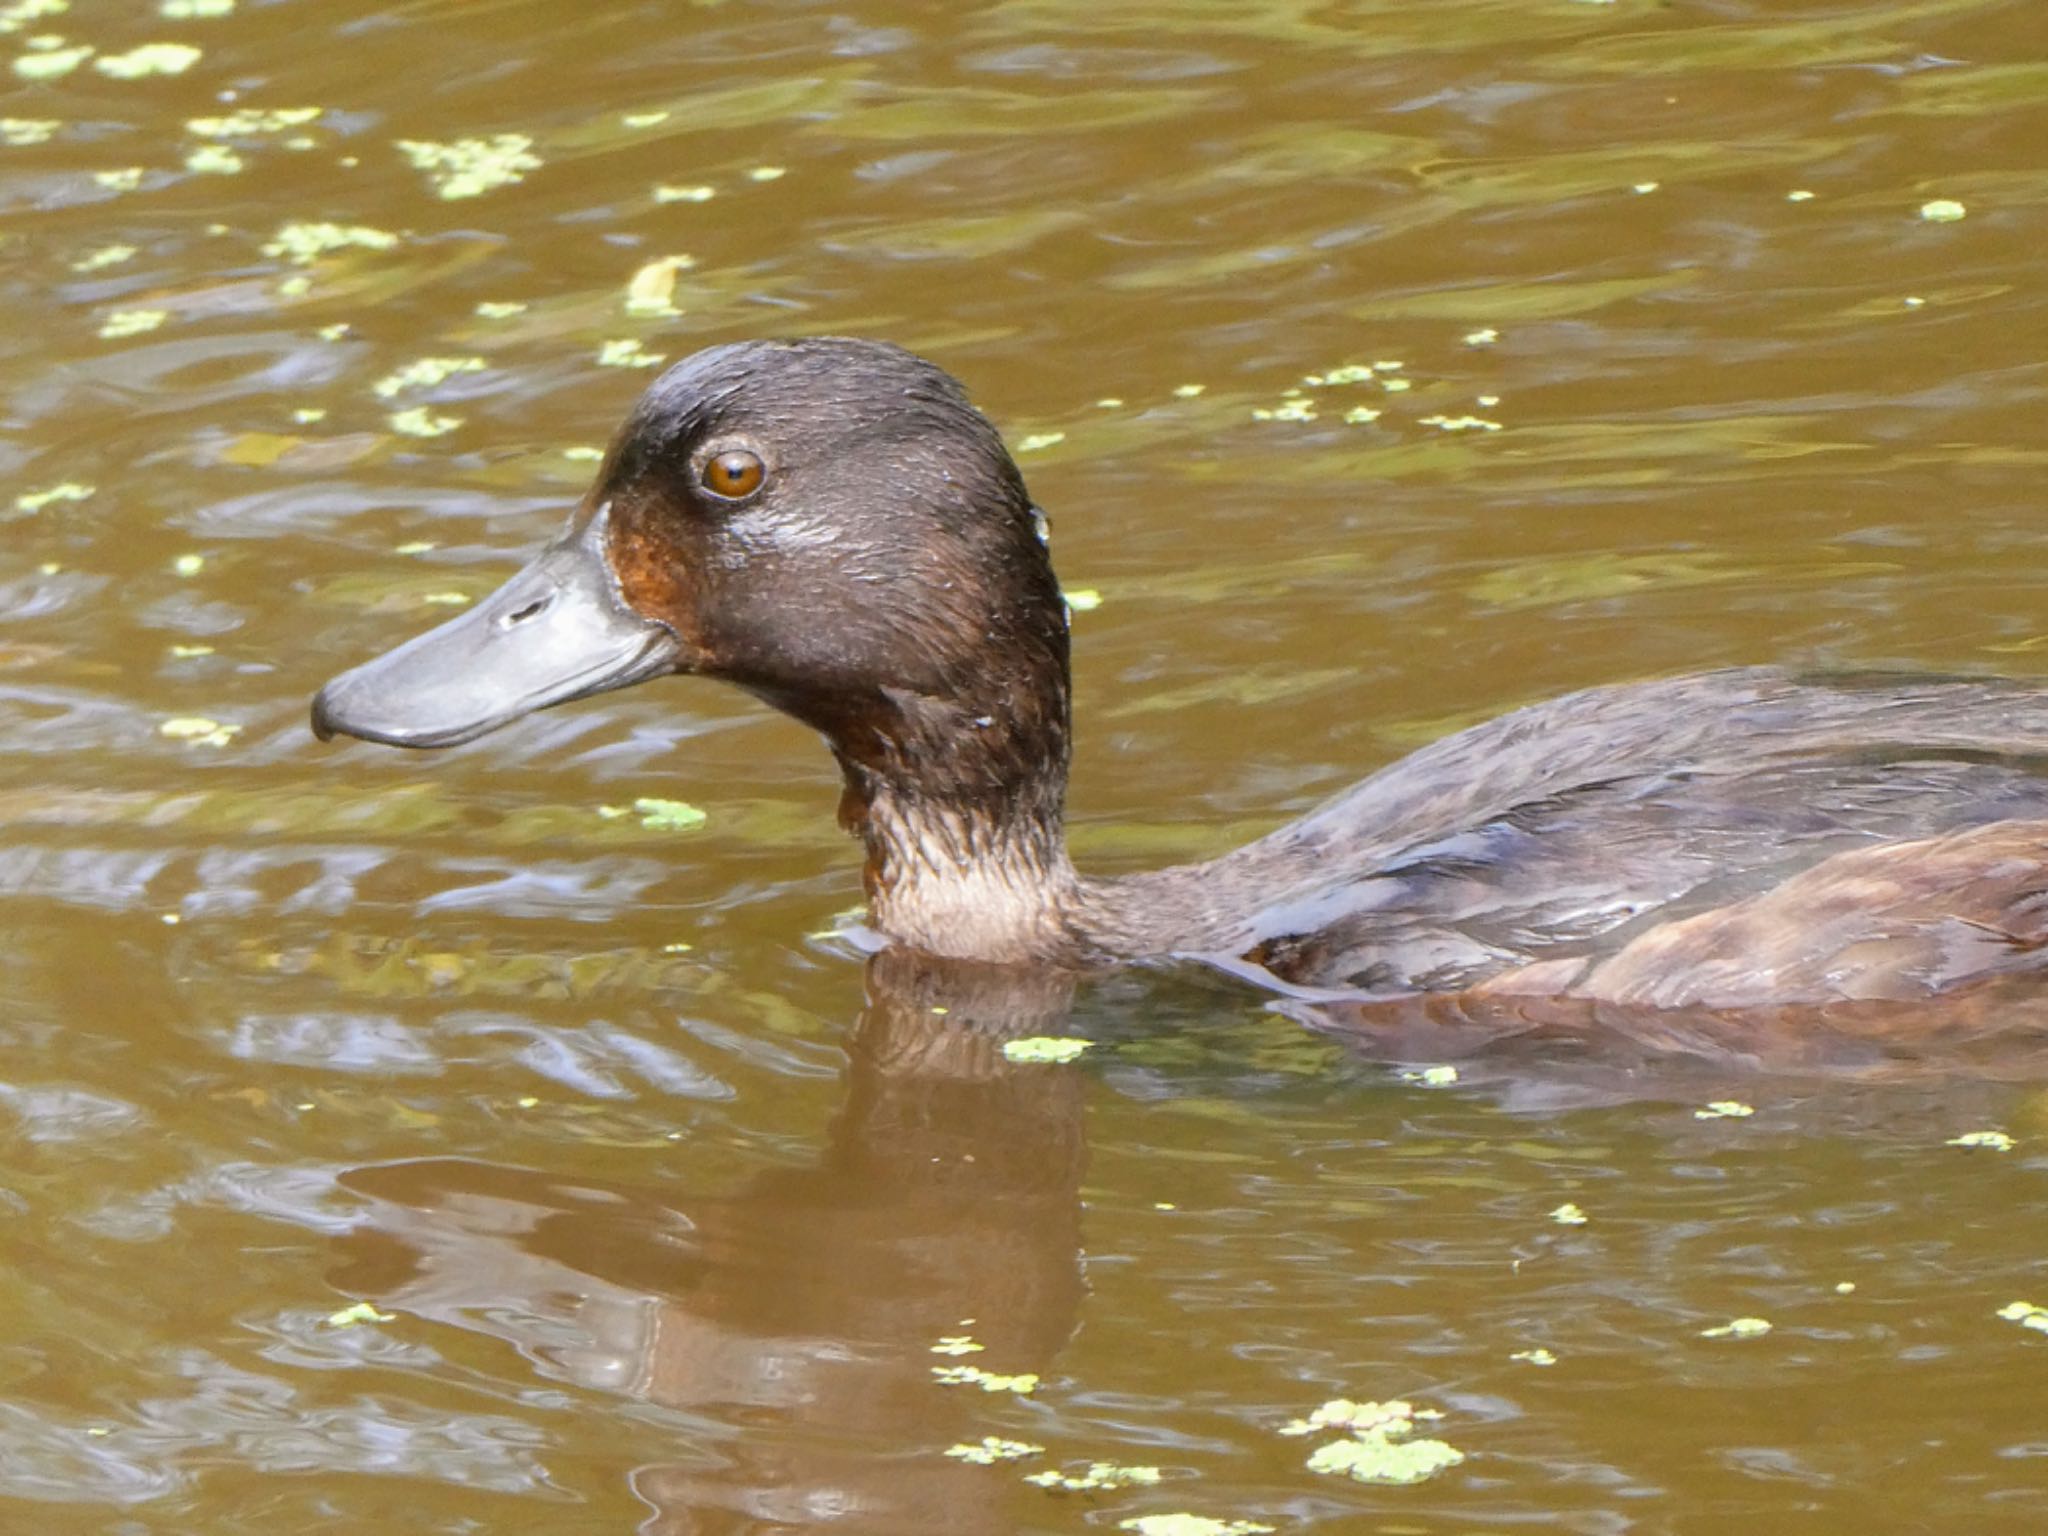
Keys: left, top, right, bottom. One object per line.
{"left": 312, "top": 338, "right": 2048, "bottom": 1009}
{"left": 1117, "top": 668, "right": 2048, "bottom": 1005}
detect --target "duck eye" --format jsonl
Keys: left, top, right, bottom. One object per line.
{"left": 701, "top": 449, "right": 765, "bottom": 501}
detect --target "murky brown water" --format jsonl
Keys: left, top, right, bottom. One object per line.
{"left": 4, "top": 0, "right": 2048, "bottom": 1530}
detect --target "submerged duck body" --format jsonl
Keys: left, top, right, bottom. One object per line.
{"left": 312, "top": 338, "right": 2048, "bottom": 1008}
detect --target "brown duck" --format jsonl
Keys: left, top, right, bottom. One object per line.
{"left": 312, "top": 337, "right": 2048, "bottom": 1010}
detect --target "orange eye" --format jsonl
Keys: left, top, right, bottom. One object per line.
{"left": 702, "top": 449, "right": 765, "bottom": 500}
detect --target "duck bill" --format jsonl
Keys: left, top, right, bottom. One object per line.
{"left": 310, "top": 506, "right": 683, "bottom": 749}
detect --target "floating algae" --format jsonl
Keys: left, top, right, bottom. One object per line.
{"left": 1001, "top": 1037, "right": 1093, "bottom": 1065}
{"left": 944, "top": 1437, "right": 1042, "bottom": 1465}
{"left": 1025, "top": 1461, "right": 1161, "bottom": 1491}
{"left": 1699, "top": 1317, "right": 1772, "bottom": 1340}
{"left": 1282, "top": 1398, "right": 1465, "bottom": 1486}
{"left": 1948, "top": 1130, "right": 2013, "bottom": 1150}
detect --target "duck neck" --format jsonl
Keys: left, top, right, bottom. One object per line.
{"left": 854, "top": 784, "right": 1082, "bottom": 962}
{"left": 817, "top": 683, "right": 1087, "bottom": 963}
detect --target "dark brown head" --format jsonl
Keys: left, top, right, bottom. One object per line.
{"left": 311, "top": 337, "right": 1073, "bottom": 827}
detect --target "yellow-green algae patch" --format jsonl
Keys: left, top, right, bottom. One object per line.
{"left": 625, "top": 255, "right": 692, "bottom": 316}
{"left": 596, "top": 797, "right": 707, "bottom": 832}
{"left": 1549, "top": 1202, "right": 1589, "bottom": 1225}
{"left": 1699, "top": 1316, "right": 1772, "bottom": 1339}
{"left": 1001, "top": 1036, "right": 1092, "bottom": 1065}
{"left": 94, "top": 42, "right": 201, "bottom": 78}
{"left": 1400, "top": 1064, "right": 1458, "bottom": 1086}
{"left": 598, "top": 338, "right": 665, "bottom": 369}
{"left": 183, "top": 144, "right": 241, "bottom": 175}
{"left": 263, "top": 221, "right": 399, "bottom": 265}
{"left": 945, "top": 1437, "right": 1042, "bottom": 1465}
{"left": 931, "top": 1364, "right": 1038, "bottom": 1393}
{"left": 13, "top": 42, "right": 90, "bottom": 79}
{"left": 14, "top": 482, "right": 92, "bottom": 514}
{"left": 1947, "top": 1129, "right": 2013, "bottom": 1150}
{"left": 71, "top": 244, "right": 135, "bottom": 271}
{"left": 0, "top": 116, "right": 56, "bottom": 145}
{"left": 1308, "top": 1435, "right": 1464, "bottom": 1484}
{"left": 99, "top": 308, "right": 168, "bottom": 339}
{"left": 389, "top": 407, "right": 460, "bottom": 438}
{"left": 323, "top": 1301, "right": 393, "bottom": 1328}
{"left": 1695, "top": 1101, "right": 1755, "bottom": 1119}
{"left": 1251, "top": 399, "right": 1315, "bottom": 423}
{"left": 1511, "top": 1347, "right": 1558, "bottom": 1366}
{"left": 396, "top": 134, "right": 541, "bottom": 199}
{"left": 160, "top": 717, "right": 239, "bottom": 747}
{"left": 372, "top": 355, "right": 485, "bottom": 399}
{"left": 1024, "top": 1461, "right": 1161, "bottom": 1491}
{"left": 162, "top": 0, "right": 233, "bottom": 14}
{"left": 1280, "top": 1398, "right": 1440, "bottom": 1437}
{"left": 1283, "top": 1399, "right": 1464, "bottom": 1486}
{"left": 929, "top": 1334, "right": 984, "bottom": 1357}
{"left": 1919, "top": 198, "right": 1966, "bottom": 222}
{"left": 188, "top": 106, "right": 320, "bottom": 137}
{"left": 1997, "top": 1301, "right": 2048, "bottom": 1336}
{"left": 1120, "top": 1519, "right": 1274, "bottom": 1536}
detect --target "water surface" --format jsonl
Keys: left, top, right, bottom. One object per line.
{"left": 3, "top": 0, "right": 2048, "bottom": 1530}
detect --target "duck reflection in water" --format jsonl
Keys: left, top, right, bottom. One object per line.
{"left": 331, "top": 951, "right": 1085, "bottom": 1535}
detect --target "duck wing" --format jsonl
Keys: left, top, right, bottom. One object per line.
{"left": 1212, "top": 668, "right": 2048, "bottom": 997}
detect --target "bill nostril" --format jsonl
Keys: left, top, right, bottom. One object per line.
{"left": 505, "top": 596, "right": 550, "bottom": 626}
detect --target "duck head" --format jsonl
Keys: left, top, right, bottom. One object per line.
{"left": 313, "top": 338, "right": 1081, "bottom": 951}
